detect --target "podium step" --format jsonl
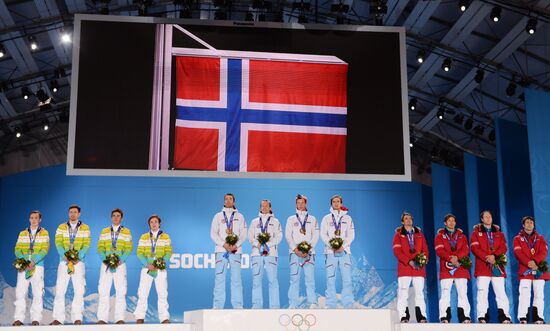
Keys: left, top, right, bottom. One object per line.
{"left": 184, "top": 308, "right": 397, "bottom": 331}
{"left": 0, "top": 324, "right": 192, "bottom": 331}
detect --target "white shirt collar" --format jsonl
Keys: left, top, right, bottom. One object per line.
{"left": 222, "top": 207, "right": 237, "bottom": 214}
{"left": 112, "top": 224, "right": 121, "bottom": 231}
{"left": 151, "top": 229, "right": 160, "bottom": 237}
{"left": 69, "top": 221, "right": 79, "bottom": 228}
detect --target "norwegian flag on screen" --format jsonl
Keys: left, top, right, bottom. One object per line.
{"left": 173, "top": 55, "right": 348, "bottom": 173}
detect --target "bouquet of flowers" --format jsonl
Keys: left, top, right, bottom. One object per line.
{"left": 225, "top": 233, "right": 239, "bottom": 250}
{"left": 329, "top": 237, "right": 344, "bottom": 250}
{"left": 492, "top": 254, "right": 507, "bottom": 276}
{"left": 297, "top": 241, "right": 312, "bottom": 255}
{"left": 257, "top": 232, "right": 271, "bottom": 256}
{"left": 147, "top": 257, "right": 167, "bottom": 278}
{"left": 414, "top": 252, "right": 428, "bottom": 268}
{"left": 103, "top": 253, "right": 120, "bottom": 272}
{"left": 13, "top": 258, "right": 30, "bottom": 272}
{"left": 13, "top": 258, "right": 35, "bottom": 279}
{"left": 538, "top": 261, "right": 548, "bottom": 273}
{"left": 458, "top": 256, "right": 472, "bottom": 269}
{"left": 64, "top": 248, "right": 80, "bottom": 274}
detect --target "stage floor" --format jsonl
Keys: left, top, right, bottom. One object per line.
{"left": 2, "top": 310, "right": 547, "bottom": 330}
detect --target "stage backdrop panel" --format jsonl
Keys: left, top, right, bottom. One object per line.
{"left": 68, "top": 15, "right": 410, "bottom": 181}
{"left": 525, "top": 88, "right": 550, "bottom": 320}
{"left": 495, "top": 118, "right": 534, "bottom": 323}
{"left": 0, "top": 164, "right": 429, "bottom": 325}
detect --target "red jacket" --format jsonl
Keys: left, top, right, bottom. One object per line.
{"left": 392, "top": 226, "right": 428, "bottom": 277}
{"left": 435, "top": 228, "right": 470, "bottom": 279}
{"left": 513, "top": 230, "right": 550, "bottom": 281}
{"left": 470, "top": 224, "right": 507, "bottom": 277}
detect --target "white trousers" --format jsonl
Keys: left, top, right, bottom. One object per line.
{"left": 476, "top": 276, "right": 510, "bottom": 318}
{"left": 517, "top": 279, "right": 545, "bottom": 320}
{"left": 13, "top": 266, "right": 44, "bottom": 322}
{"left": 134, "top": 269, "right": 169, "bottom": 322}
{"left": 97, "top": 263, "right": 127, "bottom": 322}
{"left": 52, "top": 262, "right": 86, "bottom": 323}
{"left": 439, "top": 278, "right": 470, "bottom": 319}
{"left": 397, "top": 276, "right": 426, "bottom": 319}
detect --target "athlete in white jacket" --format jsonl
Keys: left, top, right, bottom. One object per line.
{"left": 210, "top": 193, "right": 247, "bottom": 309}
{"left": 320, "top": 195, "right": 355, "bottom": 308}
{"left": 286, "top": 194, "right": 319, "bottom": 308}
{"left": 248, "top": 200, "right": 283, "bottom": 308}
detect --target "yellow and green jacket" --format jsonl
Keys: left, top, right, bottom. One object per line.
{"left": 97, "top": 225, "right": 133, "bottom": 263}
{"left": 137, "top": 231, "right": 172, "bottom": 268}
{"left": 14, "top": 227, "right": 50, "bottom": 267}
{"left": 55, "top": 221, "right": 91, "bottom": 262}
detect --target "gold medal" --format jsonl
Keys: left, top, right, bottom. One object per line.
{"left": 334, "top": 230, "right": 341, "bottom": 236}
{"left": 226, "top": 228, "right": 233, "bottom": 235}
{"left": 300, "top": 228, "right": 306, "bottom": 235}
{"left": 531, "top": 248, "right": 535, "bottom": 255}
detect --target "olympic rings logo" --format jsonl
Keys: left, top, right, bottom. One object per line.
{"left": 279, "top": 313, "right": 317, "bottom": 331}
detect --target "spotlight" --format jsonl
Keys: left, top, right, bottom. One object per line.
{"left": 490, "top": 6, "right": 501, "bottom": 22}
{"left": 60, "top": 29, "right": 71, "bottom": 43}
{"left": 464, "top": 118, "right": 473, "bottom": 130}
{"left": 437, "top": 107, "right": 445, "bottom": 120}
{"left": 51, "top": 80, "right": 59, "bottom": 93}
{"left": 0, "top": 43, "right": 5, "bottom": 58}
{"left": 21, "top": 87, "right": 31, "bottom": 100}
{"left": 526, "top": 18, "right": 537, "bottom": 35}
{"left": 42, "top": 120, "right": 49, "bottom": 131}
{"left": 28, "top": 35, "right": 38, "bottom": 51}
{"left": 409, "top": 98, "right": 417, "bottom": 111}
{"left": 474, "top": 69, "right": 485, "bottom": 83}
{"left": 416, "top": 49, "right": 425, "bottom": 64}
{"left": 488, "top": 129, "right": 496, "bottom": 141}
{"left": 442, "top": 57, "right": 452, "bottom": 72}
{"left": 506, "top": 81, "right": 516, "bottom": 97}
{"left": 458, "top": 0, "right": 470, "bottom": 12}
{"left": 409, "top": 137, "right": 415, "bottom": 148}
{"left": 16, "top": 131, "right": 22, "bottom": 138}
{"left": 36, "top": 88, "right": 49, "bottom": 103}
{"left": 474, "top": 125, "right": 485, "bottom": 136}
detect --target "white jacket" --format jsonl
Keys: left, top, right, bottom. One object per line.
{"left": 320, "top": 207, "right": 355, "bottom": 254}
{"left": 211, "top": 207, "right": 247, "bottom": 254}
{"left": 285, "top": 210, "right": 319, "bottom": 254}
{"left": 248, "top": 213, "right": 283, "bottom": 257}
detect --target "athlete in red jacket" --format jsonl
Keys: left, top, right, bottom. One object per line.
{"left": 470, "top": 210, "right": 511, "bottom": 323}
{"left": 513, "top": 216, "right": 549, "bottom": 324}
{"left": 392, "top": 212, "right": 428, "bottom": 323}
{"left": 434, "top": 214, "right": 471, "bottom": 323}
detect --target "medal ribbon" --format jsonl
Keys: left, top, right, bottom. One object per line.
{"left": 150, "top": 230, "right": 163, "bottom": 255}
{"left": 27, "top": 226, "right": 41, "bottom": 256}
{"left": 296, "top": 213, "right": 308, "bottom": 234}
{"left": 523, "top": 234, "right": 537, "bottom": 254}
{"left": 111, "top": 225, "right": 123, "bottom": 250}
{"left": 67, "top": 221, "right": 81, "bottom": 249}
{"left": 446, "top": 230, "right": 458, "bottom": 250}
{"left": 223, "top": 211, "right": 235, "bottom": 232}
{"left": 331, "top": 214, "right": 342, "bottom": 235}
{"left": 406, "top": 230, "right": 415, "bottom": 251}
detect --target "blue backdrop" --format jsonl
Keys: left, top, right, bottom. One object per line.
{"left": 0, "top": 165, "right": 430, "bottom": 324}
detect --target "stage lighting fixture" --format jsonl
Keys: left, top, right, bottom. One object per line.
{"left": 506, "top": 81, "right": 516, "bottom": 97}
{"left": 409, "top": 98, "right": 417, "bottom": 111}
{"left": 60, "top": 29, "right": 71, "bottom": 43}
{"left": 526, "top": 18, "right": 537, "bottom": 34}
{"left": 473, "top": 125, "right": 485, "bottom": 136}
{"left": 416, "top": 50, "right": 425, "bottom": 64}
{"left": 490, "top": 6, "right": 501, "bottom": 22}
{"left": 437, "top": 108, "right": 445, "bottom": 120}
{"left": 28, "top": 35, "right": 38, "bottom": 51}
{"left": 442, "top": 58, "right": 452, "bottom": 72}
{"left": 464, "top": 118, "right": 473, "bottom": 130}
{"left": 21, "top": 87, "right": 31, "bottom": 100}
{"left": 0, "top": 44, "right": 5, "bottom": 58}
{"left": 458, "top": 0, "right": 470, "bottom": 12}
{"left": 474, "top": 69, "right": 485, "bottom": 83}
{"left": 488, "top": 129, "right": 496, "bottom": 141}
{"left": 42, "top": 120, "right": 50, "bottom": 131}
{"left": 409, "top": 137, "right": 415, "bottom": 148}
{"left": 36, "top": 88, "right": 49, "bottom": 103}
{"left": 453, "top": 114, "right": 464, "bottom": 125}
{"left": 51, "top": 80, "right": 59, "bottom": 93}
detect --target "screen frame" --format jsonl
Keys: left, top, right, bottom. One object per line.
{"left": 67, "top": 14, "right": 410, "bottom": 181}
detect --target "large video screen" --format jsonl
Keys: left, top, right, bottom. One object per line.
{"left": 68, "top": 15, "right": 410, "bottom": 180}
